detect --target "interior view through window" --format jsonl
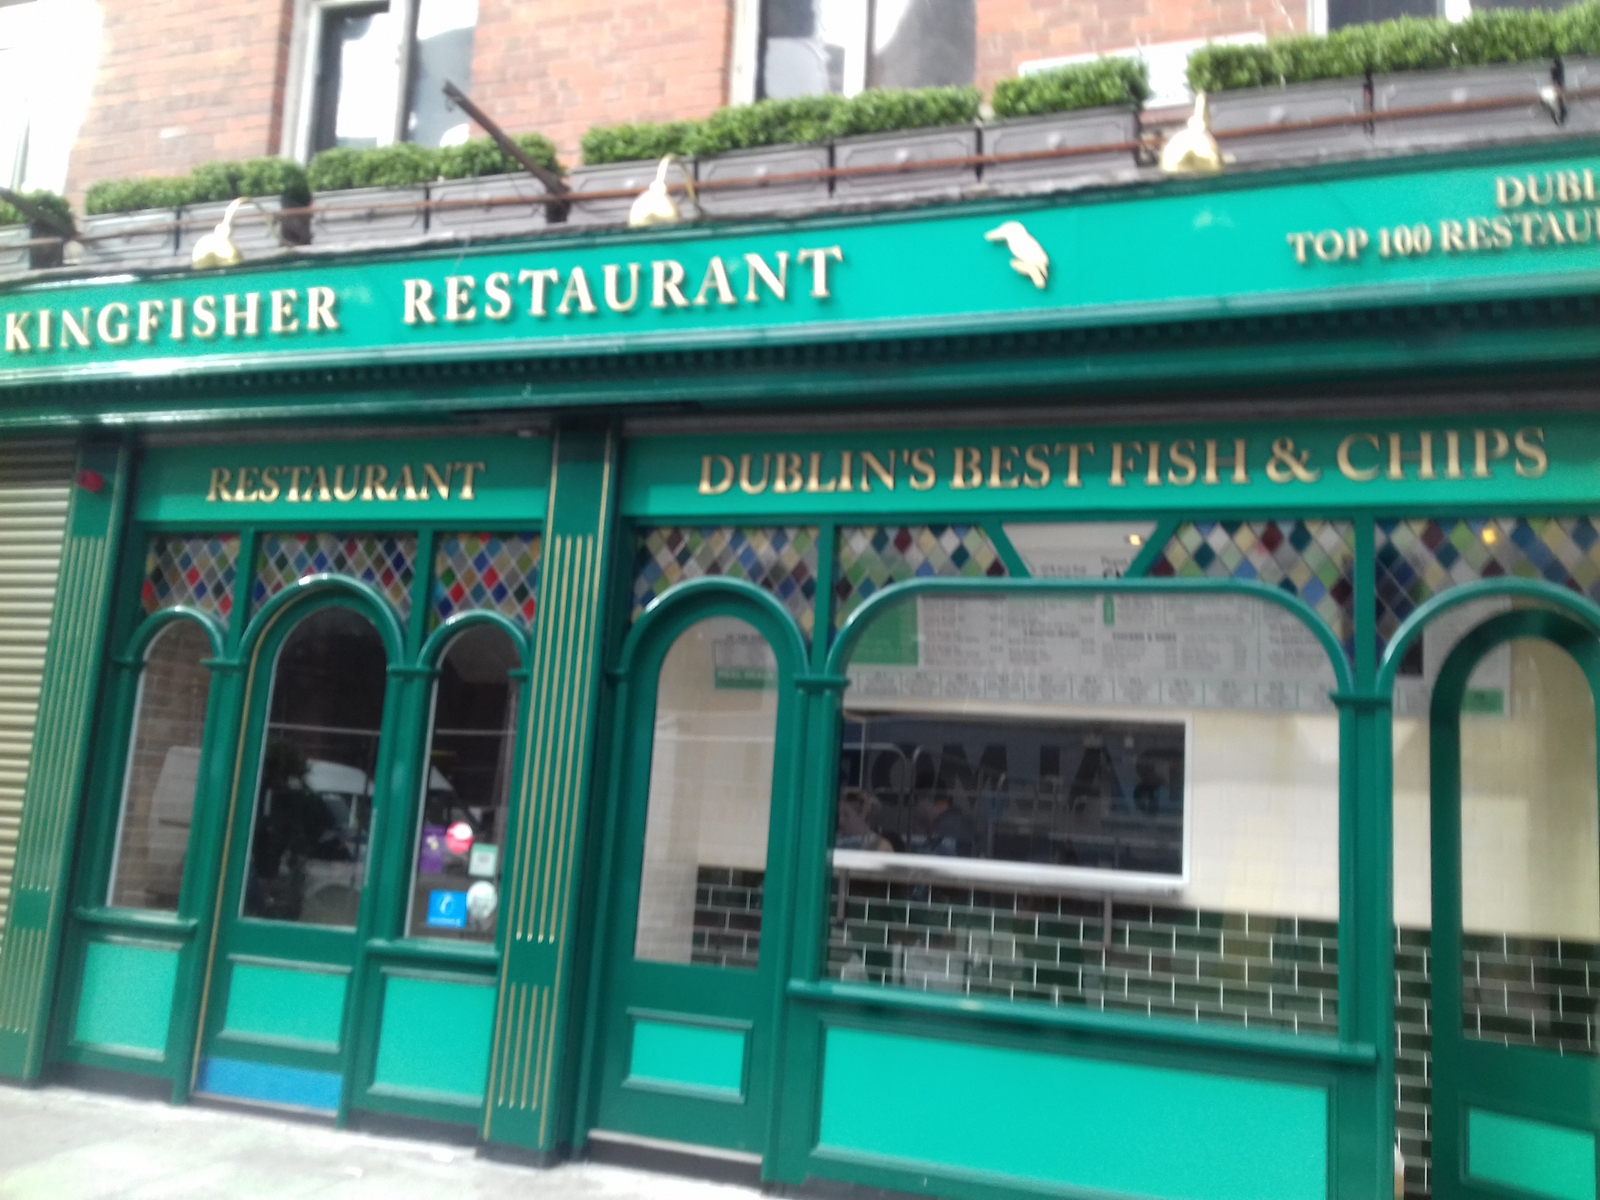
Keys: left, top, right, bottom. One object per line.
{"left": 759, "top": 0, "right": 975, "bottom": 99}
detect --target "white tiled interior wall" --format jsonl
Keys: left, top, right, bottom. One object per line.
{"left": 1394, "top": 637, "right": 1600, "bottom": 937}
{"left": 634, "top": 617, "right": 777, "bottom": 965}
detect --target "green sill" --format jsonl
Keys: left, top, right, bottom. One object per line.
{"left": 363, "top": 937, "right": 499, "bottom": 968}
{"left": 788, "top": 980, "right": 1378, "bottom": 1067}
{"left": 72, "top": 906, "right": 199, "bottom": 936}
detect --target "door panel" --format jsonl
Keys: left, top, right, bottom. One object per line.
{"left": 1431, "top": 612, "right": 1600, "bottom": 1200}
{"left": 197, "top": 602, "right": 395, "bottom": 1112}
{"left": 595, "top": 608, "right": 797, "bottom": 1153}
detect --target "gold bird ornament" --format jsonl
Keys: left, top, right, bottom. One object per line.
{"left": 984, "top": 220, "right": 1049, "bottom": 290}
{"left": 628, "top": 155, "right": 698, "bottom": 228}
{"left": 1160, "top": 92, "right": 1223, "bottom": 176}
{"left": 190, "top": 196, "right": 251, "bottom": 269}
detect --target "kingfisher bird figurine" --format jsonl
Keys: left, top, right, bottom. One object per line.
{"left": 1160, "top": 92, "right": 1223, "bottom": 175}
{"left": 628, "top": 155, "right": 698, "bottom": 228}
{"left": 985, "top": 220, "right": 1049, "bottom": 290}
{"left": 191, "top": 196, "right": 248, "bottom": 268}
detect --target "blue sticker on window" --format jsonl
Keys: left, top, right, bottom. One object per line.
{"left": 426, "top": 890, "right": 467, "bottom": 929}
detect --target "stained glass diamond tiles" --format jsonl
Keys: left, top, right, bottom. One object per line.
{"left": 252, "top": 533, "right": 417, "bottom": 621}
{"left": 141, "top": 534, "right": 240, "bottom": 619}
{"left": 1375, "top": 517, "right": 1600, "bottom": 646}
{"left": 1151, "top": 520, "right": 1357, "bottom": 653}
{"left": 834, "top": 525, "right": 1008, "bottom": 628}
{"left": 633, "top": 527, "right": 817, "bottom": 637}
{"left": 431, "top": 533, "right": 541, "bottom": 627}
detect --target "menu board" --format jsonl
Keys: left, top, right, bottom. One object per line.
{"left": 847, "top": 594, "right": 1338, "bottom": 714}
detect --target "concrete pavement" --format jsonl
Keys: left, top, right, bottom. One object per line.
{"left": 0, "top": 1084, "right": 764, "bottom": 1200}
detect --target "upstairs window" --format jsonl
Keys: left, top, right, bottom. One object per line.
{"left": 293, "top": 0, "right": 477, "bottom": 159}
{"left": 758, "top": 0, "right": 975, "bottom": 100}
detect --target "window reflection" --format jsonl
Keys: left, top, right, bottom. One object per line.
{"left": 408, "top": 624, "right": 518, "bottom": 941}
{"left": 109, "top": 620, "right": 213, "bottom": 911}
{"left": 243, "top": 606, "right": 386, "bottom": 927}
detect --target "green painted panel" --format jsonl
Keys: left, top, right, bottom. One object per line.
{"left": 818, "top": 1027, "right": 1327, "bottom": 1200}
{"left": 372, "top": 975, "right": 495, "bottom": 1101}
{"left": 73, "top": 940, "right": 179, "bottom": 1054}
{"left": 628, "top": 1019, "right": 746, "bottom": 1096}
{"left": 222, "top": 962, "right": 347, "bottom": 1047}
{"left": 135, "top": 436, "right": 550, "bottom": 525}
{"left": 1469, "top": 1109, "right": 1598, "bottom": 1200}
{"left": 5, "top": 148, "right": 1600, "bottom": 388}
{"left": 624, "top": 411, "right": 1584, "bottom": 519}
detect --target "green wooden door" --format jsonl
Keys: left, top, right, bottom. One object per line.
{"left": 592, "top": 594, "right": 803, "bottom": 1155}
{"left": 195, "top": 598, "right": 401, "bottom": 1114}
{"left": 1430, "top": 608, "right": 1600, "bottom": 1200}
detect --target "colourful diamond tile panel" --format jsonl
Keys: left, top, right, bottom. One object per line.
{"left": 431, "top": 533, "right": 542, "bottom": 628}
{"left": 633, "top": 527, "right": 818, "bottom": 637}
{"left": 834, "top": 525, "right": 1008, "bottom": 628}
{"left": 252, "top": 533, "right": 417, "bottom": 621}
{"left": 1375, "top": 517, "right": 1600, "bottom": 646}
{"left": 1150, "top": 520, "right": 1357, "bottom": 655}
{"left": 141, "top": 534, "right": 240, "bottom": 619}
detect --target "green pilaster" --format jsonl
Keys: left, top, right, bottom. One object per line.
{"left": 482, "top": 423, "right": 618, "bottom": 1154}
{"left": 0, "top": 441, "right": 130, "bottom": 1080}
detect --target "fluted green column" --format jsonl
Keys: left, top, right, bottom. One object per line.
{"left": 481, "top": 423, "right": 617, "bottom": 1155}
{"left": 0, "top": 440, "right": 129, "bottom": 1080}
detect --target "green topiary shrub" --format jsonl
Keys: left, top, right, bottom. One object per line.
{"left": 684, "top": 95, "right": 847, "bottom": 155}
{"left": 307, "top": 142, "right": 440, "bottom": 192}
{"left": 1267, "top": 26, "right": 1374, "bottom": 85}
{"left": 184, "top": 157, "right": 311, "bottom": 206}
{"left": 436, "top": 133, "right": 564, "bottom": 179}
{"left": 1557, "top": 0, "right": 1600, "bottom": 56}
{"left": 581, "top": 120, "right": 698, "bottom": 165}
{"left": 823, "top": 84, "right": 982, "bottom": 138}
{"left": 1364, "top": 16, "right": 1455, "bottom": 73}
{"left": 992, "top": 57, "right": 1151, "bottom": 117}
{"left": 84, "top": 176, "right": 196, "bottom": 216}
{"left": 0, "top": 189, "right": 72, "bottom": 230}
{"left": 1451, "top": 6, "right": 1557, "bottom": 66}
{"left": 1186, "top": 42, "right": 1278, "bottom": 92}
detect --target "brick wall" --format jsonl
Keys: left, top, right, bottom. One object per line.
{"left": 975, "top": 0, "right": 1305, "bottom": 94}
{"left": 64, "top": 0, "right": 295, "bottom": 200}
{"left": 469, "top": 0, "right": 736, "bottom": 170}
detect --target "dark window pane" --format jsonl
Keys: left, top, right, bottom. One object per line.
{"left": 243, "top": 607, "right": 387, "bottom": 927}
{"left": 109, "top": 620, "right": 213, "bottom": 911}
{"left": 1328, "top": 0, "right": 1436, "bottom": 29}
{"left": 408, "top": 624, "right": 519, "bottom": 941}
{"left": 869, "top": 0, "right": 975, "bottom": 90}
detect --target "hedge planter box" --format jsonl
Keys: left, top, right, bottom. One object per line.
{"left": 982, "top": 108, "right": 1140, "bottom": 193}
{"left": 427, "top": 174, "right": 555, "bottom": 239}
{"left": 177, "top": 197, "right": 302, "bottom": 263}
{"left": 696, "top": 144, "right": 830, "bottom": 219}
{"left": 1210, "top": 80, "right": 1370, "bottom": 166}
{"left": 833, "top": 125, "right": 980, "bottom": 204}
{"left": 310, "top": 185, "right": 427, "bottom": 250}
{"left": 77, "top": 209, "right": 180, "bottom": 269}
{"left": 569, "top": 159, "right": 696, "bottom": 226}
{"left": 1562, "top": 57, "right": 1600, "bottom": 132}
{"left": 0, "top": 225, "right": 30, "bottom": 280}
{"left": 1374, "top": 62, "right": 1559, "bottom": 150}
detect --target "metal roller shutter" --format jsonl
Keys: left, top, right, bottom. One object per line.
{"left": 0, "top": 442, "right": 74, "bottom": 951}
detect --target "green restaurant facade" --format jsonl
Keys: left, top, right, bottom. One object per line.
{"left": 1, "top": 139, "right": 1599, "bottom": 1200}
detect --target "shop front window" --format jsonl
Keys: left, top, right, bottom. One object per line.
{"left": 635, "top": 616, "right": 778, "bottom": 970}
{"left": 758, "top": 0, "right": 975, "bottom": 99}
{"left": 242, "top": 606, "right": 386, "bottom": 927}
{"left": 408, "top": 624, "right": 519, "bottom": 941}
{"left": 832, "top": 589, "right": 1341, "bottom": 1035}
{"left": 108, "top": 619, "right": 214, "bottom": 911}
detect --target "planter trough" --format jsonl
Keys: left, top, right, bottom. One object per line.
{"left": 0, "top": 225, "right": 31, "bottom": 281}
{"left": 695, "top": 143, "right": 831, "bottom": 218}
{"left": 1209, "top": 79, "right": 1371, "bottom": 166}
{"left": 833, "top": 124, "right": 980, "bottom": 204}
{"left": 77, "top": 209, "right": 180, "bottom": 269}
{"left": 982, "top": 107, "right": 1140, "bottom": 193}
{"left": 427, "top": 173, "right": 557, "bottom": 239}
{"left": 310, "top": 185, "right": 428, "bottom": 250}
{"left": 1561, "top": 57, "right": 1600, "bottom": 132}
{"left": 1373, "top": 62, "right": 1560, "bottom": 150}
{"left": 568, "top": 159, "right": 697, "bottom": 226}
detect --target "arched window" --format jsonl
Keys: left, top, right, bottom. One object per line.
{"left": 243, "top": 606, "right": 387, "bottom": 927}
{"left": 408, "top": 624, "right": 520, "bottom": 941}
{"left": 108, "top": 619, "right": 214, "bottom": 910}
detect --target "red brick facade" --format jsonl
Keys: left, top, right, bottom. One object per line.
{"left": 60, "top": 0, "right": 1288, "bottom": 193}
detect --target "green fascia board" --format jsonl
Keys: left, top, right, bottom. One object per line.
{"left": 6, "top": 141, "right": 1600, "bottom": 392}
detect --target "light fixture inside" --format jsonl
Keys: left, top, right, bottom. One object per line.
{"left": 1482, "top": 527, "right": 1499, "bottom": 545}
{"left": 1127, "top": 533, "right": 1144, "bottom": 546}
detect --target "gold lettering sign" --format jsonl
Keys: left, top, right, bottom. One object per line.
{"left": 694, "top": 427, "right": 1547, "bottom": 495}
{"left": 3, "top": 287, "right": 338, "bottom": 356}
{"left": 205, "top": 460, "right": 485, "bottom": 503}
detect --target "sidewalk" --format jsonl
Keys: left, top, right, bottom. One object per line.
{"left": 0, "top": 1084, "right": 764, "bottom": 1200}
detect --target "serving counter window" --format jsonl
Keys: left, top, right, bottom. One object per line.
{"left": 830, "top": 590, "right": 1342, "bottom": 1036}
